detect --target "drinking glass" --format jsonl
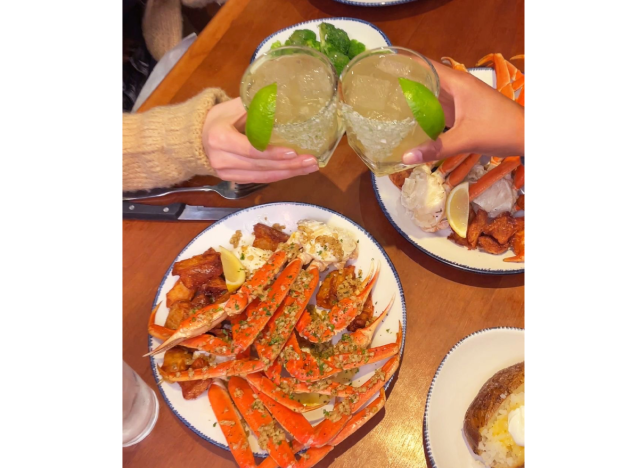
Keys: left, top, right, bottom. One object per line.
{"left": 123, "top": 360, "right": 159, "bottom": 447}
{"left": 240, "top": 46, "right": 344, "bottom": 167}
{"left": 339, "top": 46, "right": 440, "bottom": 176}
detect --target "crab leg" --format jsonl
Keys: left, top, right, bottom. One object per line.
{"left": 158, "top": 356, "right": 267, "bottom": 382}
{"left": 254, "top": 266, "right": 320, "bottom": 363}
{"left": 469, "top": 157, "right": 521, "bottom": 201}
{"left": 297, "top": 264, "right": 380, "bottom": 343}
{"left": 225, "top": 250, "right": 289, "bottom": 316}
{"left": 264, "top": 360, "right": 282, "bottom": 384}
{"left": 441, "top": 56, "right": 468, "bottom": 72}
{"left": 476, "top": 53, "right": 514, "bottom": 100}
{"left": 285, "top": 325, "right": 401, "bottom": 382}
{"left": 228, "top": 377, "right": 298, "bottom": 468}
{"left": 513, "top": 165, "right": 525, "bottom": 190}
{"left": 328, "top": 389, "right": 386, "bottom": 446}
{"left": 245, "top": 373, "right": 325, "bottom": 413}
{"left": 253, "top": 356, "right": 398, "bottom": 448}
{"left": 510, "top": 55, "right": 525, "bottom": 90}
{"left": 445, "top": 153, "right": 482, "bottom": 188}
{"left": 255, "top": 366, "right": 359, "bottom": 401}
{"left": 147, "top": 303, "right": 171, "bottom": 340}
{"left": 249, "top": 385, "right": 316, "bottom": 446}
{"left": 257, "top": 441, "right": 333, "bottom": 468}
{"left": 147, "top": 307, "right": 235, "bottom": 356}
{"left": 344, "top": 295, "right": 394, "bottom": 349}
{"left": 515, "top": 85, "right": 525, "bottom": 106}
{"left": 145, "top": 303, "right": 227, "bottom": 357}
{"left": 438, "top": 153, "right": 471, "bottom": 175}
{"left": 256, "top": 358, "right": 398, "bottom": 467}
{"left": 208, "top": 380, "right": 256, "bottom": 468}
{"left": 231, "top": 258, "right": 303, "bottom": 354}
{"left": 311, "top": 357, "right": 397, "bottom": 447}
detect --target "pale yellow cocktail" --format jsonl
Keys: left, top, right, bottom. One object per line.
{"left": 340, "top": 47, "right": 440, "bottom": 176}
{"left": 240, "top": 47, "right": 344, "bottom": 166}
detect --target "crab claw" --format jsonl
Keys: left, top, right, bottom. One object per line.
{"left": 297, "top": 261, "right": 380, "bottom": 343}
{"left": 144, "top": 303, "right": 227, "bottom": 357}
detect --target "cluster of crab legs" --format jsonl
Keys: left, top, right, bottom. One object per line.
{"left": 146, "top": 245, "right": 401, "bottom": 467}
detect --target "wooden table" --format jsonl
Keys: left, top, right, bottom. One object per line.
{"left": 123, "top": 1, "right": 524, "bottom": 467}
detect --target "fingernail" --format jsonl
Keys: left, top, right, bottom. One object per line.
{"left": 303, "top": 163, "right": 319, "bottom": 174}
{"left": 281, "top": 150, "right": 298, "bottom": 158}
{"left": 302, "top": 157, "right": 318, "bottom": 167}
{"left": 403, "top": 150, "right": 423, "bottom": 165}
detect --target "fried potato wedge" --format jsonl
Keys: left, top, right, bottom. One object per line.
{"left": 166, "top": 280, "right": 195, "bottom": 308}
{"left": 252, "top": 223, "right": 289, "bottom": 252}
{"left": 172, "top": 248, "right": 223, "bottom": 289}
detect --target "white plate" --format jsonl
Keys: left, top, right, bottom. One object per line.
{"left": 251, "top": 17, "right": 391, "bottom": 62}
{"left": 148, "top": 202, "right": 407, "bottom": 456}
{"left": 424, "top": 328, "right": 525, "bottom": 468}
{"left": 332, "top": 0, "right": 418, "bottom": 6}
{"left": 372, "top": 67, "right": 524, "bottom": 275}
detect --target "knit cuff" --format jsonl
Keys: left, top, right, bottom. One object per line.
{"left": 123, "top": 88, "right": 230, "bottom": 191}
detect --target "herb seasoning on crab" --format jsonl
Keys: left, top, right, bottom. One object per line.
{"left": 146, "top": 217, "right": 401, "bottom": 468}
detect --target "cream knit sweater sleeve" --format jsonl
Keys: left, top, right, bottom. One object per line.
{"left": 123, "top": 88, "right": 230, "bottom": 191}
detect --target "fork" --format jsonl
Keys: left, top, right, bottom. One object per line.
{"left": 122, "top": 181, "right": 267, "bottom": 201}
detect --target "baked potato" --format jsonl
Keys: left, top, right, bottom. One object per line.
{"left": 463, "top": 361, "right": 525, "bottom": 468}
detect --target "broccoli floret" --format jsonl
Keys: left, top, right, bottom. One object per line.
{"left": 270, "top": 40, "right": 283, "bottom": 50}
{"left": 347, "top": 39, "right": 366, "bottom": 59}
{"left": 326, "top": 50, "right": 350, "bottom": 76}
{"left": 284, "top": 29, "right": 321, "bottom": 51}
{"left": 285, "top": 30, "right": 315, "bottom": 46}
{"left": 319, "top": 23, "right": 350, "bottom": 56}
{"left": 306, "top": 38, "right": 321, "bottom": 51}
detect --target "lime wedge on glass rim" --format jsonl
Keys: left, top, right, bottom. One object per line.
{"left": 246, "top": 82, "right": 277, "bottom": 151}
{"left": 398, "top": 77, "right": 445, "bottom": 141}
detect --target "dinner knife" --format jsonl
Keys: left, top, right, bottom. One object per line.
{"left": 123, "top": 202, "right": 239, "bottom": 221}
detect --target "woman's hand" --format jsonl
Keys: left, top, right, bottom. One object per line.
{"left": 403, "top": 60, "right": 524, "bottom": 165}
{"left": 201, "top": 98, "right": 320, "bottom": 183}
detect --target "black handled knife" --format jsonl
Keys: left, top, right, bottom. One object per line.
{"left": 123, "top": 202, "right": 240, "bottom": 221}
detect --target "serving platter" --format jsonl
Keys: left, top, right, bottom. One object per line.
{"left": 252, "top": 17, "right": 391, "bottom": 61}
{"left": 148, "top": 202, "right": 407, "bottom": 456}
{"left": 423, "top": 327, "right": 525, "bottom": 468}
{"left": 372, "top": 67, "right": 525, "bottom": 275}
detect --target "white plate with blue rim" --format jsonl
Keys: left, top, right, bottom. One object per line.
{"left": 252, "top": 17, "right": 391, "bottom": 62}
{"left": 423, "top": 327, "right": 525, "bottom": 468}
{"left": 148, "top": 202, "right": 406, "bottom": 456}
{"left": 332, "top": 0, "right": 418, "bottom": 6}
{"left": 372, "top": 68, "right": 524, "bottom": 275}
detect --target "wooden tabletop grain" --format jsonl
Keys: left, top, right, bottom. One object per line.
{"left": 123, "top": 0, "right": 524, "bottom": 467}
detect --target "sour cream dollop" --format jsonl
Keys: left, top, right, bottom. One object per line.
{"left": 507, "top": 405, "right": 525, "bottom": 446}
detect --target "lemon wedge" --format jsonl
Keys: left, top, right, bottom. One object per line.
{"left": 218, "top": 246, "right": 245, "bottom": 293}
{"left": 446, "top": 182, "right": 470, "bottom": 238}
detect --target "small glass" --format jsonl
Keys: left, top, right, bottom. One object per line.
{"left": 339, "top": 46, "right": 440, "bottom": 176}
{"left": 240, "top": 46, "right": 344, "bottom": 167}
{"left": 123, "top": 360, "right": 159, "bottom": 447}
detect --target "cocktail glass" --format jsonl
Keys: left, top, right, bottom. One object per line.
{"left": 240, "top": 46, "right": 344, "bottom": 167}
{"left": 339, "top": 46, "right": 440, "bottom": 176}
